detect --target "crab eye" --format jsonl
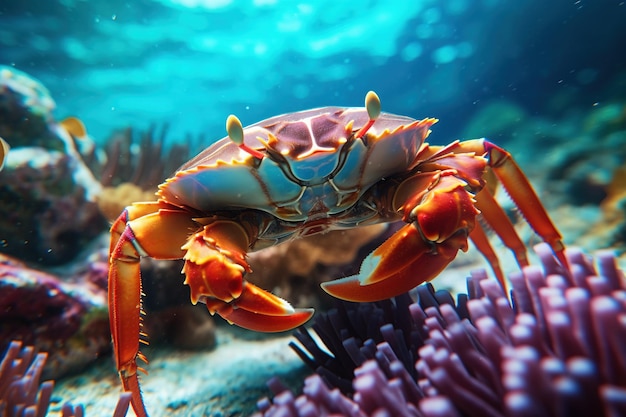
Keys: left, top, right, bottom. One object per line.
{"left": 355, "top": 90, "right": 381, "bottom": 139}
{"left": 226, "top": 114, "right": 265, "bottom": 160}
{"left": 226, "top": 115, "right": 245, "bottom": 145}
{"left": 365, "top": 90, "right": 381, "bottom": 121}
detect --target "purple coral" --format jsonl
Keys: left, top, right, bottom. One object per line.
{"left": 256, "top": 244, "right": 626, "bottom": 417}
{"left": 0, "top": 340, "right": 86, "bottom": 417}
{"left": 0, "top": 340, "right": 131, "bottom": 417}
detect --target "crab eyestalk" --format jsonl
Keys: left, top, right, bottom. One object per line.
{"left": 226, "top": 114, "right": 265, "bottom": 159}
{"left": 0, "top": 137, "right": 9, "bottom": 171}
{"left": 355, "top": 90, "right": 381, "bottom": 139}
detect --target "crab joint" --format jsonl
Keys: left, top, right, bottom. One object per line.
{"left": 226, "top": 114, "right": 265, "bottom": 159}
{"left": 355, "top": 90, "right": 381, "bottom": 139}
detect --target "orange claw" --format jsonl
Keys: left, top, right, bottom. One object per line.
{"left": 322, "top": 225, "right": 468, "bottom": 302}
{"left": 109, "top": 209, "right": 315, "bottom": 417}
{"left": 183, "top": 221, "right": 314, "bottom": 332}
{"left": 217, "top": 307, "right": 314, "bottom": 332}
{"left": 323, "top": 172, "right": 477, "bottom": 302}
{"left": 207, "top": 295, "right": 314, "bottom": 332}
{"left": 204, "top": 281, "right": 314, "bottom": 332}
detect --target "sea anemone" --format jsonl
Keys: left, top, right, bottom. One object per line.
{"left": 255, "top": 243, "right": 626, "bottom": 417}
{"left": 87, "top": 124, "right": 194, "bottom": 190}
{"left": 0, "top": 340, "right": 131, "bottom": 417}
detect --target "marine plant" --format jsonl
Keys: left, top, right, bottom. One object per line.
{"left": 89, "top": 124, "right": 196, "bottom": 221}
{"left": 256, "top": 243, "right": 626, "bottom": 416}
{"left": 0, "top": 340, "right": 131, "bottom": 417}
{"left": 87, "top": 124, "right": 193, "bottom": 191}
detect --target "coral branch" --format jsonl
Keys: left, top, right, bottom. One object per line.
{"left": 0, "top": 341, "right": 131, "bottom": 417}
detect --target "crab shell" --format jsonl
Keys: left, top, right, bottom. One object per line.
{"left": 158, "top": 107, "right": 435, "bottom": 232}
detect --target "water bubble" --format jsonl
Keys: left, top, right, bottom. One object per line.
{"left": 415, "top": 24, "right": 434, "bottom": 39}
{"left": 456, "top": 42, "right": 473, "bottom": 58}
{"left": 447, "top": 0, "right": 469, "bottom": 15}
{"left": 254, "top": 42, "right": 267, "bottom": 56}
{"left": 423, "top": 7, "right": 441, "bottom": 24}
{"left": 432, "top": 45, "right": 457, "bottom": 64}
{"left": 401, "top": 42, "right": 423, "bottom": 62}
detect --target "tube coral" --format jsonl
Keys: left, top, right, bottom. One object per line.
{"left": 256, "top": 244, "right": 626, "bottom": 417}
{"left": 0, "top": 341, "right": 131, "bottom": 417}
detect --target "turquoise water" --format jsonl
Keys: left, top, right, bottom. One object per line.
{"left": 2, "top": 0, "right": 624, "bottom": 147}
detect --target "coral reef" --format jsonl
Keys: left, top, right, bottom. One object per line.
{"left": 0, "top": 66, "right": 102, "bottom": 199}
{"left": 256, "top": 244, "right": 626, "bottom": 416}
{"left": 0, "top": 340, "right": 131, "bottom": 417}
{"left": 0, "top": 67, "right": 197, "bottom": 262}
{"left": 600, "top": 166, "right": 626, "bottom": 252}
{"left": 0, "top": 252, "right": 111, "bottom": 380}
{"left": 0, "top": 66, "right": 57, "bottom": 150}
{"left": 0, "top": 147, "right": 106, "bottom": 265}
{"left": 89, "top": 125, "right": 196, "bottom": 221}
{"left": 0, "top": 341, "right": 84, "bottom": 417}
{"left": 0, "top": 66, "right": 105, "bottom": 265}
{"left": 95, "top": 182, "right": 156, "bottom": 222}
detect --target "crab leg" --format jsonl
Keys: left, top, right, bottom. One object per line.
{"left": 110, "top": 211, "right": 312, "bottom": 417}
{"left": 323, "top": 138, "right": 566, "bottom": 302}
{"left": 421, "top": 139, "right": 563, "bottom": 274}
{"left": 109, "top": 203, "right": 196, "bottom": 417}
{"left": 473, "top": 184, "right": 530, "bottom": 269}
{"left": 460, "top": 139, "right": 567, "bottom": 269}
{"left": 468, "top": 221, "right": 506, "bottom": 290}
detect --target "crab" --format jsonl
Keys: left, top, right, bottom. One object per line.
{"left": 108, "top": 91, "right": 566, "bottom": 416}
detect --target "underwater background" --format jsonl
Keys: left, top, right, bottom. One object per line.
{"left": 1, "top": 1, "right": 626, "bottom": 416}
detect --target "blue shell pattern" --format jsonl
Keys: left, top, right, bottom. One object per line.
{"left": 158, "top": 107, "right": 428, "bottom": 222}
